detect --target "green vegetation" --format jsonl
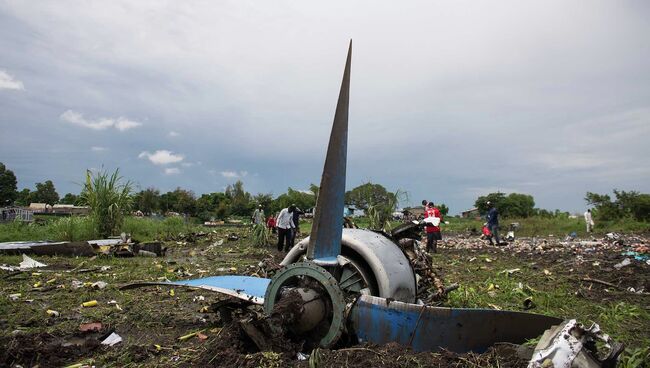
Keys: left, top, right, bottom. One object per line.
{"left": 0, "top": 162, "right": 18, "bottom": 206}
{"left": 81, "top": 169, "right": 133, "bottom": 237}
{"left": 586, "top": 189, "right": 650, "bottom": 222}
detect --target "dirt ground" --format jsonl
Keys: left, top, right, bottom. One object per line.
{"left": 1, "top": 227, "right": 648, "bottom": 367}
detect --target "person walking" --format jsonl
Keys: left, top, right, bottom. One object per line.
{"left": 276, "top": 206, "right": 295, "bottom": 252}
{"left": 251, "top": 205, "right": 265, "bottom": 226}
{"left": 290, "top": 204, "right": 304, "bottom": 247}
{"left": 486, "top": 201, "right": 501, "bottom": 245}
{"left": 266, "top": 215, "right": 277, "bottom": 234}
{"left": 423, "top": 201, "right": 443, "bottom": 253}
{"left": 584, "top": 209, "right": 594, "bottom": 233}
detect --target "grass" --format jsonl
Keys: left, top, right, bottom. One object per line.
{"left": 1, "top": 216, "right": 649, "bottom": 366}
{"left": 431, "top": 250, "right": 650, "bottom": 351}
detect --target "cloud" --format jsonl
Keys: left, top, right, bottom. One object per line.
{"left": 60, "top": 110, "right": 142, "bottom": 131}
{"left": 91, "top": 146, "right": 107, "bottom": 152}
{"left": 164, "top": 167, "right": 181, "bottom": 175}
{"left": 114, "top": 118, "right": 142, "bottom": 131}
{"left": 138, "top": 150, "right": 184, "bottom": 165}
{"left": 221, "top": 170, "right": 248, "bottom": 178}
{"left": 0, "top": 70, "right": 25, "bottom": 90}
{"left": 168, "top": 131, "right": 180, "bottom": 137}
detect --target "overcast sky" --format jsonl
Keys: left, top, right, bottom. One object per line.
{"left": 1, "top": 1, "right": 649, "bottom": 214}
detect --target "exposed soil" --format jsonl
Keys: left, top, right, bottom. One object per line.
{"left": 1, "top": 229, "right": 648, "bottom": 367}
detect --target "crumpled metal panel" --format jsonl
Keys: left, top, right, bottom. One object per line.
{"left": 284, "top": 228, "right": 416, "bottom": 303}
{"left": 122, "top": 275, "right": 270, "bottom": 304}
{"left": 349, "top": 295, "right": 562, "bottom": 353}
{"left": 307, "top": 41, "right": 352, "bottom": 266}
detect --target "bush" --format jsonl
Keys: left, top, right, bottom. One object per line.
{"left": 80, "top": 169, "right": 133, "bottom": 237}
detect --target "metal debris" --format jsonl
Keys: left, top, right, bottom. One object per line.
{"left": 528, "top": 319, "right": 623, "bottom": 368}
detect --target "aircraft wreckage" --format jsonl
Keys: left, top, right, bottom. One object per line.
{"left": 124, "top": 41, "right": 564, "bottom": 353}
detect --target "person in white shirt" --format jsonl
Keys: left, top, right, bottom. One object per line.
{"left": 251, "top": 205, "right": 264, "bottom": 226}
{"left": 584, "top": 209, "right": 594, "bottom": 233}
{"left": 276, "top": 205, "right": 295, "bottom": 252}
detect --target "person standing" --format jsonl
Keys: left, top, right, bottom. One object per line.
{"left": 266, "top": 215, "right": 277, "bottom": 234}
{"left": 584, "top": 209, "right": 594, "bottom": 233}
{"left": 290, "top": 204, "right": 304, "bottom": 247}
{"left": 276, "top": 206, "right": 295, "bottom": 252}
{"left": 423, "top": 201, "right": 443, "bottom": 253}
{"left": 486, "top": 201, "right": 501, "bottom": 245}
{"left": 252, "top": 205, "right": 265, "bottom": 226}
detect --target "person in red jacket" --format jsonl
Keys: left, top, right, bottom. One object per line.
{"left": 266, "top": 215, "right": 277, "bottom": 234}
{"left": 423, "top": 201, "right": 443, "bottom": 253}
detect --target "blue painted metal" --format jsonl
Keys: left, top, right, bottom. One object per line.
{"left": 121, "top": 275, "right": 270, "bottom": 305}
{"left": 307, "top": 40, "right": 351, "bottom": 265}
{"left": 350, "top": 295, "right": 562, "bottom": 353}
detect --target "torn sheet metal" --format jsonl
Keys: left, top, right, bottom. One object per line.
{"left": 528, "top": 319, "right": 623, "bottom": 368}
{"left": 19, "top": 254, "right": 47, "bottom": 269}
{"left": 122, "top": 275, "right": 271, "bottom": 304}
{"left": 349, "top": 295, "right": 561, "bottom": 353}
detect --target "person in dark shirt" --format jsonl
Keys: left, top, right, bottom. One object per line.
{"left": 486, "top": 201, "right": 501, "bottom": 245}
{"left": 290, "top": 204, "right": 304, "bottom": 247}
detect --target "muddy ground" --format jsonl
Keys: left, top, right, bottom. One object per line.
{"left": 1, "top": 227, "right": 649, "bottom": 367}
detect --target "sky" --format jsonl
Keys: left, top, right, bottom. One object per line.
{"left": 1, "top": 1, "right": 649, "bottom": 214}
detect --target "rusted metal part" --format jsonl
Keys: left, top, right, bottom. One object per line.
{"left": 349, "top": 295, "right": 562, "bottom": 353}
{"left": 307, "top": 40, "right": 352, "bottom": 266}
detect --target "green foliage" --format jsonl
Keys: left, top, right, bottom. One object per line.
{"left": 361, "top": 187, "right": 406, "bottom": 231}
{"left": 618, "top": 347, "right": 650, "bottom": 368}
{"left": 132, "top": 187, "right": 160, "bottom": 214}
{"left": 31, "top": 180, "right": 59, "bottom": 205}
{"left": 14, "top": 188, "right": 32, "bottom": 206}
{"left": 437, "top": 203, "right": 449, "bottom": 216}
{"left": 225, "top": 180, "right": 253, "bottom": 216}
{"left": 160, "top": 187, "right": 196, "bottom": 215}
{"left": 587, "top": 189, "right": 650, "bottom": 222}
{"left": 50, "top": 216, "right": 96, "bottom": 241}
{"left": 252, "top": 224, "right": 269, "bottom": 246}
{"left": 345, "top": 182, "right": 393, "bottom": 211}
{"left": 0, "top": 162, "right": 18, "bottom": 206}
{"left": 272, "top": 187, "right": 315, "bottom": 214}
{"left": 475, "top": 192, "right": 535, "bottom": 218}
{"left": 80, "top": 168, "right": 133, "bottom": 237}
{"left": 60, "top": 192, "right": 80, "bottom": 205}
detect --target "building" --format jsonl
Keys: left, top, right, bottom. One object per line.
{"left": 461, "top": 208, "right": 480, "bottom": 219}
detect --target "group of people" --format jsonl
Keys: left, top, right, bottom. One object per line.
{"left": 251, "top": 204, "right": 304, "bottom": 252}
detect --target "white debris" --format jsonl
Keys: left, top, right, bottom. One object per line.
{"left": 296, "top": 352, "right": 309, "bottom": 360}
{"left": 101, "top": 332, "right": 123, "bottom": 346}
{"left": 19, "top": 254, "right": 47, "bottom": 270}
{"left": 613, "top": 258, "right": 631, "bottom": 270}
{"left": 193, "top": 295, "right": 205, "bottom": 302}
{"left": 8, "top": 293, "right": 21, "bottom": 301}
{"left": 91, "top": 281, "right": 108, "bottom": 289}
{"left": 528, "top": 319, "right": 621, "bottom": 368}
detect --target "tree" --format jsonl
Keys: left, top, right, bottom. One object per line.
{"left": 225, "top": 180, "right": 253, "bottom": 216}
{"left": 273, "top": 188, "right": 316, "bottom": 214}
{"left": 133, "top": 188, "right": 160, "bottom": 214}
{"left": 475, "top": 192, "right": 535, "bottom": 218}
{"left": 196, "top": 192, "right": 229, "bottom": 220}
{"left": 586, "top": 190, "right": 650, "bottom": 222}
{"left": 345, "top": 183, "right": 394, "bottom": 211}
{"left": 437, "top": 203, "right": 450, "bottom": 217}
{"left": 60, "top": 193, "right": 80, "bottom": 205}
{"left": 32, "top": 180, "right": 59, "bottom": 205}
{"left": 15, "top": 188, "right": 32, "bottom": 206}
{"left": 309, "top": 183, "right": 320, "bottom": 201}
{"left": 0, "top": 162, "right": 18, "bottom": 206}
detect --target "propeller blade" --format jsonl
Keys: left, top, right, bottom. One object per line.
{"left": 307, "top": 40, "right": 352, "bottom": 266}
{"left": 349, "top": 295, "right": 562, "bottom": 353}
{"left": 121, "top": 275, "right": 270, "bottom": 305}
